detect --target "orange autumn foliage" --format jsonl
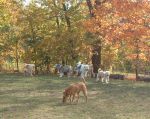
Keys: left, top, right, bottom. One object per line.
{"left": 83, "top": 0, "right": 150, "bottom": 61}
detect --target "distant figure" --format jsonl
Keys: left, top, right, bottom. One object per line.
{"left": 55, "top": 64, "right": 62, "bottom": 74}
{"left": 24, "top": 63, "right": 35, "bottom": 76}
{"left": 59, "top": 65, "right": 73, "bottom": 78}
{"left": 76, "top": 61, "right": 90, "bottom": 83}
{"left": 55, "top": 64, "right": 73, "bottom": 78}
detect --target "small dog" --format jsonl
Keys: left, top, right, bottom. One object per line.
{"left": 96, "top": 68, "right": 110, "bottom": 84}
{"left": 62, "top": 82, "right": 87, "bottom": 103}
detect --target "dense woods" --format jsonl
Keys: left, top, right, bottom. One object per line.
{"left": 0, "top": 0, "right": 150, "bottom": 79}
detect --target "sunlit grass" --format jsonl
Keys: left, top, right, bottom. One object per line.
{"left": 0, "top": 73, "right": 150, "bottom": 119}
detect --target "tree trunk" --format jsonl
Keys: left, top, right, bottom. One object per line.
{"left": 135, "top": 38, "right": 140, "bottom": 80}
{"left": 46, "top": 64, "right": 50, "bottom": 74}
{"left": 33, "top": 54, "right": 38, "bottom": 75}
{"left": 63, "top": 3, "right": 71, "bottom": 28}
{"left": 86, "top": 0, "right": 94, "bottom": 17}
{"left": 63, "top": 2, "right": 76, "bottom": 65}
{"left": 86, "top": 0, "right": 104, "bottom": 76}
{"left": 29, "top": 18, "right": 38, "bottom": 75}
{"left": 15, "top": 42, "right": 19, "bottom": 71}
{"left": 92, "top": 45, "right": 101, "bottom": 74}
{"left": 53, "top": 0, "right": 60, "bottom": 28}
{"left": 135, "top": 56, "right": 139, "bottom": 80}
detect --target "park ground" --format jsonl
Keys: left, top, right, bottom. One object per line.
{"left": 0, "top": 73, "right": 150, "bottom": 119}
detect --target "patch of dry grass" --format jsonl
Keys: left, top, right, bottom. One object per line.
{"left": 0, "top": 73, "right": 150, "bottom": 119}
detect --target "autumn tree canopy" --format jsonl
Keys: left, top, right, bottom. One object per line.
{"left": 0, "top": 0, "right": 150, "bottom": 78}
{"left": 83, "top": 0, "right": 150, "bottom": 79}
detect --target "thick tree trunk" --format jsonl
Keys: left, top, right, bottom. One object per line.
{"left": 86, "top": 0, "right": 104, "bottom": 75}
{"left": 92, "top": 45, "right": 101, "bottom": 74}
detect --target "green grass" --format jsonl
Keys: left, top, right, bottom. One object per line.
{"left": 0, "top": 73, "right": 150, "bottom": 119}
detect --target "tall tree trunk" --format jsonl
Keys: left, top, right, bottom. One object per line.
{"left": 63, "top": 2, "right": 75, "bottom": 64}
{"left": 135, "top": 38, "right": 140, "bottom": 80}
{"left": 92, "top": 45, "right": 100, "bottom": 75}
{"left": 15, "top": 42, "right": 19, "bottom": 71}
{"left": 86, "top": 0, "right": 104, "bottom": 76}
{"left": 33, "top": 48, "right": 38, "bottom": 75}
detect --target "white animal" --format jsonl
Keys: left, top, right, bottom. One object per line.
{"left": 96, "top": 68, "right": 110, "bottom": 84}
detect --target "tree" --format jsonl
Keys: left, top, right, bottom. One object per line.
{"left": 84, "top": 0, "right": 150, "bottom": 79}
{"left": 0, "top": 0, "right": 23, "bottom": 71}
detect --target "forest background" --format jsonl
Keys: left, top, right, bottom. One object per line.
{"left": 0, "top": 0, "right": 150, "bottom": 80}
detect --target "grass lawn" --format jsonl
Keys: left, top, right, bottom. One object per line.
{"left": 0, "top": 73, "right": 150, "bottom": 119}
